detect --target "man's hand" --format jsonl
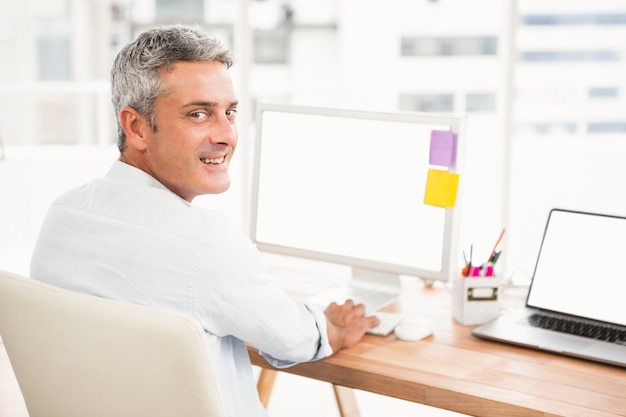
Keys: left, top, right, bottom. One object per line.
{"left": 324, "top": 300, "right": 380, "bottom": 353}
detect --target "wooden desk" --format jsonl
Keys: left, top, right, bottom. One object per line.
{"left": 248, "top": 281, "right": 625, "bottom": 417}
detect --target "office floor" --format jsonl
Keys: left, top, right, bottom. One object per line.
{"left": 1, "top": 339, "right": 465, "bottom": 417}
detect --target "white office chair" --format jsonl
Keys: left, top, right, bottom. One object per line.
{"left": 0, "top": 269, "right": 227, "bottom": 417}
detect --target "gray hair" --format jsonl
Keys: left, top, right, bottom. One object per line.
{"left": 111, "top": 24, "right": 234, "bottom": 152}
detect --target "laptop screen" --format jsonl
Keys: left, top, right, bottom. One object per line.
{"left": 527, "top": 209, "right": 626, "bottom": 327}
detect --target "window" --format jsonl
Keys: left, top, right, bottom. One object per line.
{"left": 254, "top": 30, "right": 289, "bottom": 64}
{"left": 401, "top": 36, "right": 497, "bottom": 57}
{"left": 516, "top": 122, "right": 577, "bottom": 135}
{"left": 587, "top": 122, "right": 626, "bottom": 133}
{"left": 38, "top": 98, "right": 76, "bottom": 144}
{"left": 37, "top": 17, "right": 72, "bottom": 81}
{"left": 466, "top": 93, "right": 496, "bottom": 112}
{"left": 588, "top": 87, "right": 619, "bottom": 99}
{"left": 399, "top": 94, "right": 454, "bottom": 112}
{"left": 519, "top": 51, "right": 620, "bottom": 62}
{"left": 111, "top": 3, "right": 127, "bottom": 21}
{"left": 522, "top": 14, "right": 626, "bottom": 26}
{"left": 156, "top": 0, "right": 204, "bottom": 21}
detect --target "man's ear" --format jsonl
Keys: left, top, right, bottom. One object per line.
{"left": 119, "top": 107, "right": 150, "bottom": 151}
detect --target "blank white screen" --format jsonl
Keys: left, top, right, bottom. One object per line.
{"left": 253, "top": 109, "right": 455, "bottom": 276}
{"left": 527, "top": 209, "right": 626, "bottom": 326}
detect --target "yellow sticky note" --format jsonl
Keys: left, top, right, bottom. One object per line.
{"left": 424, "top": 169, "right": 459, "bottom": 208}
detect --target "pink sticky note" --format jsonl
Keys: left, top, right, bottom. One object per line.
{"left": 429, "top": 130, "right": 457, "bottom": 167}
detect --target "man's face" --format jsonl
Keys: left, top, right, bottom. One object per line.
{"left": 137, "top": 61, "right": 238, "bottom": 202}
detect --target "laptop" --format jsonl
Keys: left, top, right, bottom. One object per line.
{"left": 472, "top": 208, "right": 626, "bottom": 368}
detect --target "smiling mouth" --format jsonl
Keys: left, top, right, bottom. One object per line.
{"left": 200, "top": 156, "right": 225, "bottom": 164}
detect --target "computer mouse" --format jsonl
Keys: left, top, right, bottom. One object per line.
{"left": 394, "top": 318, "right": 434, "bottom": 341}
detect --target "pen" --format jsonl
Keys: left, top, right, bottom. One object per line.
{"left": 487, "top": 228, "right": 506, "bottom": 263}
{"left": 461, "top": 250, "right": 468, "bottom": 276}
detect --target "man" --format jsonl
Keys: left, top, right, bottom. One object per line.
{"left": 30, "top": 25, "right": 378, "bottom": 416}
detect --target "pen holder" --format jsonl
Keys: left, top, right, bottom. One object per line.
{"left": 452, "top": 276, "right": 501, "bottom": 326}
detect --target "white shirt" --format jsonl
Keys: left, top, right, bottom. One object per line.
{"left": 30, "top": 160, "right": 333, "bottom": 417}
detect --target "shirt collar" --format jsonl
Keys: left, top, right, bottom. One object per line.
{"left": 106, "top": 160, "right": 191, "bottom": 206}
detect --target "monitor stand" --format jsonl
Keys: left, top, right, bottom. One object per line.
{"left": 308, "top": 267, "right": 401, "bottom": 313}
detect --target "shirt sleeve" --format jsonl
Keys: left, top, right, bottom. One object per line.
{"left": 260, "top": 301, "right": 333, "bottom": 368}
{"left": 193, "top": 211, "right": 333, "bottom": 366}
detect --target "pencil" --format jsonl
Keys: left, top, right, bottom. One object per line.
{"left": 488, "top": 228, "right": 506, "bottom": 262}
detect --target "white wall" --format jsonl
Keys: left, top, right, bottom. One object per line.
{"left": 0, "top": 146, "right": 117, "bottom": 275}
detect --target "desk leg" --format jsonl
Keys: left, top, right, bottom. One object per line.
{"left": 333, "top": 385, "right": 361, "bottom": 417}
{"left": 256, "top": 369, "right": 361, "bottom": 417}
{"left": 257, "top": 368, "right": 278, "bottom": 408}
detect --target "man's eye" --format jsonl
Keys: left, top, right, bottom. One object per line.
{"left": 190, "top": 112, "right": 205, "bottom": 119}
{"left": 226, "top": 109, "right": 238, "bottom": 118}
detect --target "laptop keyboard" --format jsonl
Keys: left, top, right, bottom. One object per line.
{"left": 527, "top": 314, "right": 626, "bottom": 345}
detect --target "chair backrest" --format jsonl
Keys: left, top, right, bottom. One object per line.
{"left": 0, "top": 270, "right": 227, "bottom": 417}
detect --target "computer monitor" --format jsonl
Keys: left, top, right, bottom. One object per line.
{"left": 250, "top": 103, "right": 466, "bottom": 311}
